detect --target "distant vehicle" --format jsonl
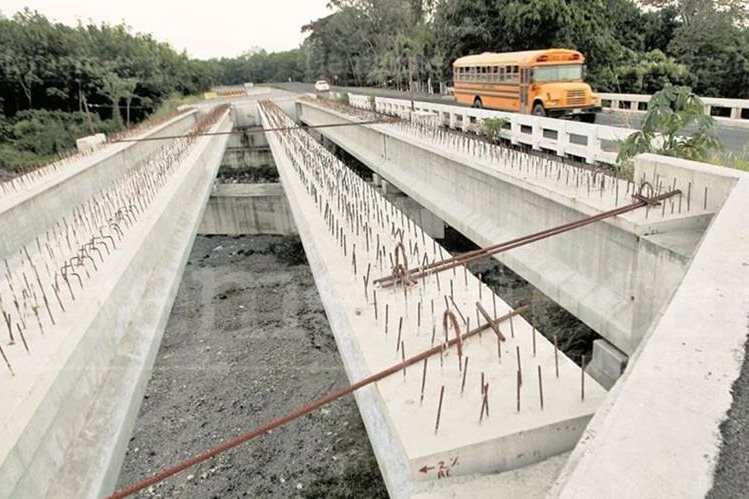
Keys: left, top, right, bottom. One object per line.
{"left": 452, "top": 48, "right": 601, "bottom": 122}
{"left": 314, "top": 80, "right": 331, "bottom": 92}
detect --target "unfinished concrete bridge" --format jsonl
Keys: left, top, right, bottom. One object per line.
{"left": 0, "top": 87, "right": 747, "bottom": 499}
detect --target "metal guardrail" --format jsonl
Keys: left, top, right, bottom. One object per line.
{"left": 348, "top": 93, "right": 635, "bottom": 166}
{"left": 599, "top": 92, "right": 749, "bottom": 125}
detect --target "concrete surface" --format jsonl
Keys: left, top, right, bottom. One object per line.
{"left": 412, "top": 452, "right": 569, "bottom": 499}
{"left": 198, "top": 183, "right": 296, "bottom": 236}
{"left": 297, "top": 99, "right": 708, "bottom": 358}
{"left": 585, "top": 339, "right": 628, "bottom": 390}
{"left": 550, "top": 169, "right": 749, "bottom": 498}
{"left": 0, "top": 109, "right": 199, "bottom": 260}
{"left": 261, "top": 101, "right": 606, "bottom": 498}
{"left": 75, "top": 133, "right": 106, "bottom": 153}
{"left": 0, "top": 108, "right": 231, "bottom": 499}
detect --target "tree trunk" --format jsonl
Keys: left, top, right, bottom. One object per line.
{"left": 126, "top": 97, "right": 132, "bottom": 127}
{"left": 20, "top": 80, "right": 32, "bottom": 108}
{"left": 81, "top": 93, "right": 96, "bottom": 135}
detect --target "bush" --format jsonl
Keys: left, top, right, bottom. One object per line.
{"left": 0, "top": 109, "right": 119, "bottom": 172}
{"left": 480, "top": 117, "right": 509, "bottom": 143}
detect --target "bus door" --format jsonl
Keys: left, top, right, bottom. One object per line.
{"left": 520, "top": 67, "right": 530, "bottom": 113}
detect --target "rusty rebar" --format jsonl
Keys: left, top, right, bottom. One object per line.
{"left": 375, "top": 190, "right": 680, "bottom": 288}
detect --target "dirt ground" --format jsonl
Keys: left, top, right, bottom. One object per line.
{"left": 116, "top": 227, "right": 596, "bottom": 498}
{"left": 707, "top": 319, "right": 749, "bottom": 499}
{"left": 116, "top": 235, "right": 387, "bottom": 498}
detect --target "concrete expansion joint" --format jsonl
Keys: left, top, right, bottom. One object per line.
{"left": 260, "top": 99, "right": 607, "bottom": 495}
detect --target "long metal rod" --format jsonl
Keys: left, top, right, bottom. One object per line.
{"left": 110, "top": 118, "right": 395, "bottom": 143}
{"left": 108, "top": 305, "right": 528, "bottom": 499}
{"left": 376, "top": 190, "right": 680, "bottom": 288}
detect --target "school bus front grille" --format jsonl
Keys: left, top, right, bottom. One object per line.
{"left": 566, "top": 90, "right": 586, "bottom": 107}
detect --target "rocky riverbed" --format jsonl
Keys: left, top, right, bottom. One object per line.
{"left": 117, "top": 235, "right": 387, "bottom": 498}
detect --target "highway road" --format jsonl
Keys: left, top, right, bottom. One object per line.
{"left": 276, "top": 82, "right": 748, "bottom": 155}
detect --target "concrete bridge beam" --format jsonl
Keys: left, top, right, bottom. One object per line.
{"left": 297, "top": 99, "right": 725, "bottom": 364}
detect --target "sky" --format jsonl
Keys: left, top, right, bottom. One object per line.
{"left": 1, "top": 0, "right": 333, "bottom": 59}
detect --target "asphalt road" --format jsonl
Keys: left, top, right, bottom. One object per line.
{"left": 276, "top": 82, "right": 748, "bottom": 155}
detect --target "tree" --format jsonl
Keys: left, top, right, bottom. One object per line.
{"left": 667, "top": 5, "right": 749, "bottom": 98}
{"left": 121, "top": 78, "right": 139, "bottom": 126}
{"left": 617, "top": 85, "right": 723, "bottom": 164}
{"left": 610, "top": 49, "right": 695, "bottom": 94}
{"left": 640, "top": 0, "right": 748, "bottom": 26}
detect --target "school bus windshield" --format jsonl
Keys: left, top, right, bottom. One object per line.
{"left": 532, "top": 65, "right": 583, "bottom": 82}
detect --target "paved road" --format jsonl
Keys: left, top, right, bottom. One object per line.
{"left": 276, "top": 82, "right": 748, "bottom": 155}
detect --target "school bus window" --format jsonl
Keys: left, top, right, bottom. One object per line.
{"left": 533, "top": 65, "right": 583, "bottom": 82}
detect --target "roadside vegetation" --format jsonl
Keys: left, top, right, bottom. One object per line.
{"left": 1, "top": 1, "right": 748, "bottom": 173}
{"left": 0, "top": 11, "right": 216, "bottom": 173}
{"left": 617, "top": 85, "right": 723, "bottom": 164}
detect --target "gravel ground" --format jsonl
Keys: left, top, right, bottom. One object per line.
{"left": 707, "top": 318, "right": 749, "bottom": 499}
{"left": 116, "top": 235, "right": 387, "bottom": 498}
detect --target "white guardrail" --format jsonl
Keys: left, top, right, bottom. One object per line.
{"left": 599, "top": 92, "right": 749, "bottom": 125}
{"left": 348, "top": 93, "right": 635, "bottom": 165}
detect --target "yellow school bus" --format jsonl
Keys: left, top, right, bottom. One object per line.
{"left": 452, "top": 48, "right": 601, "bottom": 122}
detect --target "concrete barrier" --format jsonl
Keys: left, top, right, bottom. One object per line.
{"left": 600, "top": 92, "right": 749, "bottom": 127}
{"left": 0, "top": 110, "right": 199, "bottom": 260}
{"left": 348, "top": 93, "right": 636, "bottom": 165}
{"left": 198, "top": 183, "right": 296, "bottom": 236}
{"left": 75, "top": 133, "right": 106, "bottom": 153}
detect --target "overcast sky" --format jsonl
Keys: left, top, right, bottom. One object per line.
{"left": 1, "top": 0, "right": 333, "bottom": 59}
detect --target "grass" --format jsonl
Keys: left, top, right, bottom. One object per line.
{"left": 145, "top": 93, "right": 204, "bottom": 123}
{"left": 711, "top": 145, "right": 749, "bottom": 172}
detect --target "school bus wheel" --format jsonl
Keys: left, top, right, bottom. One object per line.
{"left": 532, "top": 102, "right": 546, "bottom": 117}
{"left": 472, "top": 97, "right": 483, "bottom": 109}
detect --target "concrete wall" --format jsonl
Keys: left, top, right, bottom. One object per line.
{"left": 298, "top": 101, "right": 709, "bottom": 356}
{"left": 0, "top": 110, "right": 199, "bottom": 260}
{"left": 0, "top": 111, "right": 232, "bottom": 499}
{"left": 221, "top": 145, "right": 272, "bottom": 170}
{"left": 198, "top": 183, "right": 296, "bottom": 236}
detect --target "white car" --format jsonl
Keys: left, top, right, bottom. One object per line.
{"left": 314, "top": 80, "right": 330, "bottom": 92}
